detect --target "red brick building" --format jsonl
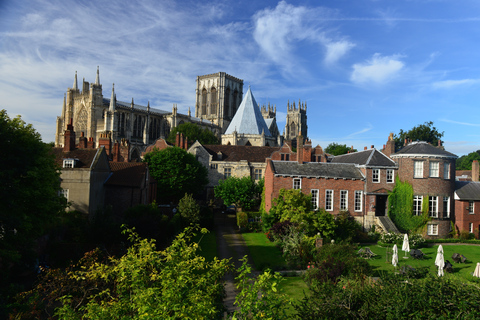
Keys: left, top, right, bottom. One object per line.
{"left": 454, "top": 181, "right": 480, "bottom": 237}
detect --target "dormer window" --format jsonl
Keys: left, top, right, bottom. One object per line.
{"left": 63, "top": 159, "right": 76, "bottom": 168}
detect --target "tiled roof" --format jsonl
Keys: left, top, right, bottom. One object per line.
{"left": 271, "top": 161, "right": 364, "bottom": 180}
{"left": 203, "top": 145, "right": 279, "bottom": 162}
{"left": 224, "top": 87, "right": 272, "bottom": 136}
{"left": 455, "top": 181, "right": 480, "bottom": 200}
{"left": 52, "top": 148, "right": 100, "bottom": 168}
{"left": 392, "top": 141, "right": 457, "bottom": 158}
{"left": 330, "top": 149, "right": 396, "bottom": 167}
{"left": 106, "top": 162, "right": 147, "bottom": 187}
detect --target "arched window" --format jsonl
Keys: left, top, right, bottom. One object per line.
{"left": 210, "top": 87, "right": 217, "bottom": 115}
{"left": 225, "top": 88, "right": 231, "bottom": 117}
{"left": 161, "top": 119, "right": 170, "bottom": 138}
{"left": 290, "top": 122, "right": 297, "bottom": 136}
{"left": 77, "top": 106, "right": 88, "bottom": 133}
{"left": 202, "top": 89, "right": 207, "bottom": 115}
{"left": 118, "top": 113, "right": 125, "bottom": 136}
{"left": 233, "top": 90, "right": 238, "bottom": 115}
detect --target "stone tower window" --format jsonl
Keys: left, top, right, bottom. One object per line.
{"left": 225, "top": 88, "right": 231, "bottom": 117}
{"left": 201, "top": 89, "right": 207, "bottom": 115}
{"left": 77, "top": 107, "right": 88, "bottom": 133}
{"left": 210, "top": 87, "right": 217, "bottom": 115}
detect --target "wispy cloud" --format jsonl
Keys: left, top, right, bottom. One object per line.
{"left": 440, "top": 119, "right": 480, "bottom": 127}
{"left": 432, "top": 79, "right": 480, "bottom": 89}
{"left": 346, "top": 124, "right": 373, "bottom": 138}
{"left": 350, "top": 53, "right": 405, "bottom": 84}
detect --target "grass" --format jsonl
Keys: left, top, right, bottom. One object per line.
{"left": 278, "top": 276, "right": 309, "bottom": 315}
{"left": 360, "top": 243, "right": 480, "bottom": 281}
{"left": 241, "top": 232, "right": 286, "bottom": 271}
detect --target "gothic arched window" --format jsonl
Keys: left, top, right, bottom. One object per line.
{"left": 210, "top": 87, "right": 217, "bottom": 115}
{"left": 225, "top": 88, "right": 231, "bottom": 117}
{"left": 290, "top": 122, "right": 297, "bottom": 136}
{"left": 202, "top": 89, "right": 207, "bottom": 115}
{"left": 77, "top": 106, "right": 88, "bottom": 133}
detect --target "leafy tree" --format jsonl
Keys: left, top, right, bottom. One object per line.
{"left": 167, "top": 122, "right": 219, "bottom": 145}
{"left": 214, "top": 177, "right": 263, "bottom": 211}
{"left": 456, "top": 150, "right": 480, "bottom": 170}
{"left": 0, "top": 110, "right": 65, "bottom": 283}
{"left": 54, "top": 227, "right": 232, "bottom": 319}
{"left": 325, "top": 143, "right": 356, "bottom": 156}
{"left": 143, "top": 147, "right": 208, "bottom": 202}
{"left": 393, "top": 121, "right": 444, "bottom": 151}
{"left": 178, "top": 193, "right": 201, "bottom": 225}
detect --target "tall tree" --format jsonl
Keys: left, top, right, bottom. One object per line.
{"left": 456, "top": 151, "right": 480, "bottom": 170}
{"left": 393, "top": 121, "right": 444, "bottom": 151}
{"left": 0, "top": 110, "right": 65, "bottom": 282}
{"left": 325, "top": 143, "right": 356, "bottom": 156}
{"left": 214, "top": 177, "right": 263, "bottom": 211}
{"left": 167, "top": 122, "right": 219, "bottom": 145}
{"left": 143, "top": 147, "right": 208, "bottom": 202}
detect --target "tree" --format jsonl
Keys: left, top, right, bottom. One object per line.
{"left": 456, "top": 151, "right": 480, "bottom": 170}
{"left": 214, "top": 177, "right": 263, "bottom": 211}
{"left": 143, "top": 147, "right": 208, "bottom": 202}
{"left": 0, "top": 110, "right": 65, "bottom": 283}
{"left": 325, "top": 143, "right": 356, "bottom": 156}
{"left": 393, "top": 121, "right": 444, "bottom": 151}
{"left": 167, "top": 122, "right": 219, "bottom": 145}
{"left": 178, "top": 193, "right": 201, "bottom": 225}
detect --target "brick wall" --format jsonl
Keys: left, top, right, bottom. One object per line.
{"left": 455, "top": 200, "right": 480, "bottom": 237}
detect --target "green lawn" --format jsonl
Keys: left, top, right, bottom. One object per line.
{"left": 360, "top": 243, "right": 480, "bottom": 281}
{"left": 241, "top": 232, "right": 286, "bottom": 271}
{"left": 194, "top": 230, "right": 217, "bottom": 262}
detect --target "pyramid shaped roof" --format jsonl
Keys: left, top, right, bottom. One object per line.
{"left": 224, "top": 87, "right": 271, "bottom": 136}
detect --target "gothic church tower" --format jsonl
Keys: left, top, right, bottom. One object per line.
{"left": 284, "top": 99, "right": 308, "bottom": 141}
{"left": 195, "top": 72, "right": 244, "bottom": 133}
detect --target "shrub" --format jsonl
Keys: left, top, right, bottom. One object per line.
{"left": 269, "top": 220, "right": 297, "bottom": 242}
{"left": 237, "top": 211, "right": 248, "bottom": 229}
{"left": 281, "top": 226, "right": 315, "bottom": 269}
{"left": 334, "top": 211, "right": 361, "bottom": 243}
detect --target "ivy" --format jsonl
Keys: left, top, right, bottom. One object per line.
{"left": 388, "top": 179, "right": 429, "bottom": 233}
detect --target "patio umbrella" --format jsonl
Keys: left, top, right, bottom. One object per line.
{"left": 435, "top": 245, "right": 445, "bottom": 277}
{"left": 473, "top": 263, "right": 480, "bottom": 278}
{"left": 402, "top": 234, "right": 410, "bottom": 258}
{"left": 392, "top": 244, "right": 398, "bottom": 267}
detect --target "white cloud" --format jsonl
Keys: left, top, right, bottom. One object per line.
{"left": 432, "top": 79, "right": 480, "bottom": 90}
{"left": 324, "top": 39, "right": 355, "bottom": 65}
{"left": 351, "top": 53, "right": 405, "bottom": 84}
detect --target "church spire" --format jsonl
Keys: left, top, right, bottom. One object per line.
{"left": 73, "top": 71, "right": 78, "bottom": 91}
{"left": 95, "top": 66, "right": 100, "bottom": 85}
{"left": 109, "top": 83, "right": 116, "bottom": 112}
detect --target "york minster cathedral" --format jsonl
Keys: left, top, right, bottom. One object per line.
{"left": 55, "top": 68, "right": 308, "bottom": 159}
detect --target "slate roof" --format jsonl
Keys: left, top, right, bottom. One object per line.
{"left": 224, "top": 87, "right": 272, "bottom": 136}
{"left": 106, "top": 162, "right": 147, "bottom": 187}
{"left": 392, "top": 141, "right": 457, "bottom": 158}
{"left": 271, "top": 161, "right": 365, "bottom": 180}
{"left": 330, "top": 149, "right": 396, "bottom": 167}
{"left": 203, "top": 145, "right": 278, "bottom": 162}
{"left": 455, "top": 181, "right": 480, "bottom": 200}
{"left": 52, "top": 148, "right": 101, "bottom": 168}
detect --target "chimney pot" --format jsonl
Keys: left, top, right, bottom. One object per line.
{"left": 364, "top": 146, "right": 367, "bottom": 150}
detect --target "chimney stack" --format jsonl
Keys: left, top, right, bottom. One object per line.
{"left": 473, "top": 160, "right": 479, "bottom": 182}
{"left": 63, "top": 118, "right": 76, "bottom": 152}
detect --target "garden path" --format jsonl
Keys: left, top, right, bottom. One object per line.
{"left": 213, "top": 210, "right": 255, "bottom": 315}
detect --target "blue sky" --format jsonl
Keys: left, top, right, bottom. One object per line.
{"left": 2, "top": 0, "right": 480, "bottom": 156}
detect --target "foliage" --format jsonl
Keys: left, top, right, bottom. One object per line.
{"left": 304, "top": 244, "right": 371, "bottom": 287}
{"left": 167, "top": 122, "right": 219, "bottom": 145}
{"left": 393, "top": 121, "right": 444, "bottom": 151}
{"left": 388, "top": 179, "right": 429, "bottom": 233}
{"left": 53, "top": 227, "right": 232, "bottom": 319}
{"left": 295, "top": 273, "right": 480, "bottom": 319}
{"left": 280, "top": 225, "right": 316, "bottom": 269}
{"left": 178, "top": 193, "right": 201, "bottom": 225}
{"left": 334, "top": 211, "right": 362, "bottom": 243}
{"left": 269, "top": 220, "right": 297, "bottom": 242}
{"left": 143, "top": 146, "right": 208, "bottom": 202}
{"left": 237, "top": 211, "right": 249, "bottom": 229}
{"left": 231, "top": 256, "right": 291, "bottom": 320}
{"left": 325, "top": 142, "right": 357, "bottom": 156}
{"left": 214, "top": 177, "right": 262, "bottom": 211}
{"left": 124, "top": 203, "right": 170, "bottom": 241}
{"left": 456, "top": 150, "right": 480, "bottom": 170}
{"left": 0, "top": 110, "right": 66, "bottom": 286}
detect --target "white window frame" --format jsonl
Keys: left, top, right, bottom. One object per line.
{"left": 372, "top": 169, "right": 380, "bottom": 183}
{"left": 58, "top": 189, "right": 69, "bottom": 201}
{"left": 254, "top": 169, "right": 262, "bottom": 180}
{"left": 428, "top": 224, "right": 438, "bottom": 236}
{"left": 429, "top": 161, "right": 439, "bottom": 178}
{"left": 429, "top": 196, "right": 438, "bottom": 218}
{"left": 469, "top": 201, "right": 474, "bottom": 214}
{"left": 293, "top": 178, "right": 301, "bottom": 190}
{"left": 469, "top": 223, "right": 474, "bottom": 233}
{"left": 443, "top": 162, "right": 450, "bottom": 179}
{"left": 443, "top": 196, "right": 450, "bottom": 218}
{"left": 414, "top": 161, "right": 423, "bottom": 178}
{"left": 63, "top": 159, "right": 75, "bottom": 168}
{"left": 354, "top": 191, "right": 363, "bottom": 212}
{"left": 340, "top": 190, "right": 348, "bottom": 211}
{"left": 325, "top": 190, "right": 333, "bottom": 211}
{"left": 413, "top": 195, "right": 423, "bottom": 216}
{"left": 311, "top": 189, "right": 319, "bottom": 211}
{"left": 386, "top": 169, "right": 394, "bottom": 183}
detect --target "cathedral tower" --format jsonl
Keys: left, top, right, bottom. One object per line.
{"left": 195, "top": 72, "right": 244, "bottom": 133}
{"left": 284, "top": 99, "right": 308, "bottom": 141}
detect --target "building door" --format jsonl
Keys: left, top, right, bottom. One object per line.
{"left": 375, "top": 195, "right": 387, "bottom": 216}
